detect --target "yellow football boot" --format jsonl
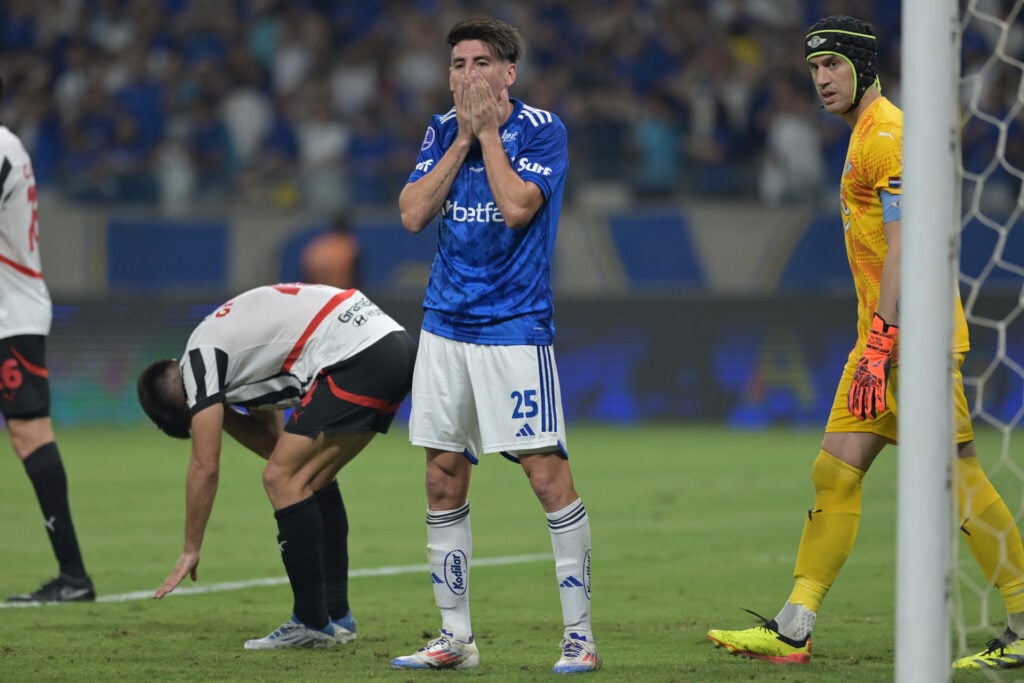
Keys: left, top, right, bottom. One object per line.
{"left": 953, "top": 628, "right": 1024, "bottom": 670}
{"left": 707, "top": 611, "right": 811, "bottom": 664}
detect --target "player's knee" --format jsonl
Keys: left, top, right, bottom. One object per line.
{"left": 955, "top": 456, "right": 1001, "bottom": 517}
{"left": 425, "top": 458, "right": 469, "bottom": 508}
{"left": 261, "top": 462, "right": 293, "bottom": 501}
{"left": 6, "top": 416, "right": 55, "bottom": 459}
{"left": 811, "top": 450, "right": 865, "bottom": 511}
{"left": 523, "top": 458, "right": 576, "bottom": 511}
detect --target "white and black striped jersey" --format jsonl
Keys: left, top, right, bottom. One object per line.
{"left": 0, "top": 125, "right": 50, "bottom": 338}
{"left": 180, "top": 284, "right": 405, "bottom": 414}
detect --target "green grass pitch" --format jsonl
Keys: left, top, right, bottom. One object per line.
{"left": 0, "top": 423, "right": 1017, "bottom": 681}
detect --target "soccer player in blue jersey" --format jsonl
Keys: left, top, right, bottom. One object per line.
{"left": 389, "top": 17, "right": 599, "bottom": 674}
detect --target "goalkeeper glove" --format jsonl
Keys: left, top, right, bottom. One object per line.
{"left": 847, "top": 312, "right": 898, "bottom": 420}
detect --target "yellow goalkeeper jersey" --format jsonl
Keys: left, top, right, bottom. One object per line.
{"left": 840, "top": 96, "right": 969, "bottom": 354}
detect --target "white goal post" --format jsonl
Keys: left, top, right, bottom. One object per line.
{"left": 897, "top": 1, "right": 958, "bottom": 682}
{"left": 900, "top": 0, "right": 1024, "bottom": 679}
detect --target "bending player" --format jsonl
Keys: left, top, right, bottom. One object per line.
{"left": 138, "top": 283, "right": 415, "bottom": 650}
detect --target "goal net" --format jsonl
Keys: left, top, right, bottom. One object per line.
{"left": 952, "top": 0, "right": 1024, "bottom": 676}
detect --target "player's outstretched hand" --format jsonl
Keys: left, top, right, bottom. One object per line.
{"left": 847, "top": 312, "right": 898, "bottom": 420}
{"left": 153, "top": 551, "right": 200, "bottom": 599}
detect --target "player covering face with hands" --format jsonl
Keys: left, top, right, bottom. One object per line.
{"left": 137, "top": 284, "right": 415, "bottom": 651}
{"left": 706, "top": 15, "right": 1024, "bottom": 671}
{"left": 390, "top": 17, "right": 600, "bottom": 674}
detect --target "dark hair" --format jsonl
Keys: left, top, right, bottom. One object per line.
{"left": 446, "top": 17, "right": 522, "bottom": 64}
{"left": 805, "top": 15, "right": 879, "bottom": 110}
{"left": 137, "top": 359, "right": 191, "bottom": 439}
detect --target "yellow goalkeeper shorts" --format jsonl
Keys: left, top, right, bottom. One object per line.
{"left": 825, "top": 352, "right": 974, "bottom": 444}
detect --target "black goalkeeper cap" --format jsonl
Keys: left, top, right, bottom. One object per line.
{"left": 805, "top": 15, "right": 879, "bottom": 111}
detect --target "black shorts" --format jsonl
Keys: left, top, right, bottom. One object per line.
{"left": 0, "top": 335, "right": 51, "bottom": 420}
{"left": 285, "top": 330, "right": 417, "bottom": 437}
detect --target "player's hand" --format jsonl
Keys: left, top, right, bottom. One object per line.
{"left": 847, "top": 312, "right": 898, "bottom": 420}
{"left": 453, "top": 73, "right": 474, "bottom": 143}
{"left": 466, "top": 71, "right": 505, "bottom": 137}
{"left": 153, "top": 551, "right": 200, "bottom": 599}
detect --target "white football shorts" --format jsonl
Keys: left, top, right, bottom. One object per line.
{"left": 409, "top": 330, "right": 568, "bottom": 461}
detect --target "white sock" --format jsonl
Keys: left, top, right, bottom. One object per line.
{"left": 548, "top": 498, "right": 593, "bottom": 639}
{"left": 1007, "top": 612, "right": 1024, "bottom": 637}
{"left": 774, "top": 601, "right": 816, "bottom": 642}
{"left": 427, "top": 502, "right": 473, "bottom": 641}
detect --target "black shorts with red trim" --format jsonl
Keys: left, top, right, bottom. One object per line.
{"left": 285, "top": 330, "right": 416, "bottom": 437}
{"left": 0, "top": 335, "right": 51, "bottom": 419}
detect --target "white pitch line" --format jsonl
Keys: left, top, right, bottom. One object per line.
{"left": 0, "top": 552, "right": 553, "bottom": 608}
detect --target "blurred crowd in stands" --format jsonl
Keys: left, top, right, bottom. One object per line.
{"left": 0, "top": 0, "right": 1019, "bottom": 216}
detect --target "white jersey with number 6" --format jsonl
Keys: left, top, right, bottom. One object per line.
{"left": 0, "top": 125, "right": 50, "bottom": 338}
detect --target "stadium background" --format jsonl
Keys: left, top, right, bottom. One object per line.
{"left": 1, "top": 0, "right": 1020, "bottom": 428}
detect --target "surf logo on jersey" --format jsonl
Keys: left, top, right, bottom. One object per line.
{"left": 441, "top": 200, "right": 504, "bottom": 224}
{"left": 421, "top": 126, "right": 435, "bottom": 150}
{"left": 517, "top": 157, "right": 552, "bottom": 176}
{"left": 444, "top": 549, "right": 468, "bottom": 595}
{"left": 415, "top": 159, "right": 435, "bottom": 173}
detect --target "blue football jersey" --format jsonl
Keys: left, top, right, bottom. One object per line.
{"left": 407, "top": 98, "right": 568, "bottom": 345}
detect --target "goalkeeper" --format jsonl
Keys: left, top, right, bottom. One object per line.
{"left": 706, "top": 14, "right": 1024, "bottom": 671}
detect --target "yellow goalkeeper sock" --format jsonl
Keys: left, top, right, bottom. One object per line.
{"left": 788, "top": 450, "right": 865, "bottom": 612}
{"left": 956, "top": 456, "right": 1024, "bottom": 614}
